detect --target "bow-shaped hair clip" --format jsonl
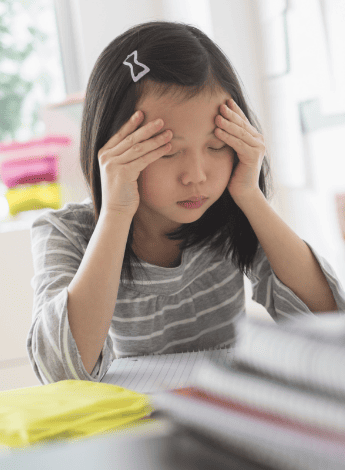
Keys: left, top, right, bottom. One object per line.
{"left": 123, "top": 50, "right": 150, "bottom": 83}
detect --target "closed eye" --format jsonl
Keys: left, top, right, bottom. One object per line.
{"left": 162, "top": 146, "right": 228, "bottom": 159}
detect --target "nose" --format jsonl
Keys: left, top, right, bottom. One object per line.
{"left": 179, "top": 153, "right": 207, "bottom": 185}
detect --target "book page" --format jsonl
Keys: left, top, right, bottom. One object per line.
{"left": 102, "top": 348, "right": 234, "bottom": 394}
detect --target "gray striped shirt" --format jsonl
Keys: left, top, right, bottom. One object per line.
{"left": 27, "top": 197, "right": 345, "bottom": 384}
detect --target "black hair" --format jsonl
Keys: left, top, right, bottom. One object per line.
{"left": 80, "top": 20, "right": 274, "bottom": 287}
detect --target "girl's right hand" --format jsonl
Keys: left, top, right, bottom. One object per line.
{"left": 97, "top": 111, "right": 173, "bottom": 218}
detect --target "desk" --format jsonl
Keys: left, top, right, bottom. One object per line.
{"left": 0, "top": 414, "right": 270, "bottom": 470}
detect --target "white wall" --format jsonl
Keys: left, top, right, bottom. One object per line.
{"left": 257, "top": 0, "right": 345, "bottom": 286}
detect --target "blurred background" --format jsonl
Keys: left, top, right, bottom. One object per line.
{"left": 1, "top": 0, "right": 345, "bottom": 390}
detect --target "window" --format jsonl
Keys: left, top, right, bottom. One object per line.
{"left": 0, "top": 0, "right": 66, "bottom": 144}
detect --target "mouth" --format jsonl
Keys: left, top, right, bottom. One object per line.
{"left": 177, "top": 198, "right": 208, "bottom": 209}
{"left": 178, "top": 196, "right": 208, "bottom": 203}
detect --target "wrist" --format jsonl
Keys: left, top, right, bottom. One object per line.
{"left": 99, "top": 208, "right": 134, "bottom": 225}
{"left": 232, "top": 188, "right": 265, "bottom": 211}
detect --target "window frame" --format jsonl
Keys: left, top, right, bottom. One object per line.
{"left": 53, "top": 0, "right": 87, "bottom": 94}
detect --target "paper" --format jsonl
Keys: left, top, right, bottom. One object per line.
{"left": 102, "top": 348, "right": 234, "bottom": 394}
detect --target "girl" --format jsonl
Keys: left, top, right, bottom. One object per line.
{"left": 27, "top": 21, "right": 345, "bottom": 384}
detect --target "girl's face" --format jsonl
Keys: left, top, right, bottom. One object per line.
{"left": 133, "top": 88, "right": 235, "bottom": 244}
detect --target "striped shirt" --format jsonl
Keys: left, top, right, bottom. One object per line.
{"left": 27, "top": 197, "right": 345, "bottom": 384}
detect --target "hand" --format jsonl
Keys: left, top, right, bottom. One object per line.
{"left": 97, "top": 111, "right": 173, "bottom": 218}
{"left": 215, "top": 99, "right": 266, "bottom": 204}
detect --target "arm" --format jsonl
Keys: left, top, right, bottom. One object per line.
{"left": 215, "top": 98, "right": 337, "bottom": 315}
{"left": 237, "top": 189, "right": 338, "bottom": 314}
{"left": 67, "top": 210, "right": 133, "bottom": 374}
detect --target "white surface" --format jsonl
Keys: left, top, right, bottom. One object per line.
{"left": 0, "top": 363, "right": 40, "bottom": 392}
{"left": 161, "top": 0, "right": 214, "bottom": 39}
{"left": 0, "top": 229, "right": 35, "bottom": 362}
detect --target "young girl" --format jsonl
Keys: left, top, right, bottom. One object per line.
{"left": 27, "top": 21, "right": 345, "bottom": 384}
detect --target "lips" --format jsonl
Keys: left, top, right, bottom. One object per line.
{"left": 179, "top": 196, "right": 207, "bottom": 202}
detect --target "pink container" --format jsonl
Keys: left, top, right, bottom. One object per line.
{"left": 0, "top": 155, "right": 59, "bottom": 188}
{"left": 0, "top": 135, "right": 71, "bottom": 159}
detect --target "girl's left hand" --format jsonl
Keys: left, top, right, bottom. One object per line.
{"left": 215, "top": 99, "right": 266, "bottom": 204}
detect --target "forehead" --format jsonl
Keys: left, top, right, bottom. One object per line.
{"left": 135, "top": 88, "right": 232, "bottom": 130}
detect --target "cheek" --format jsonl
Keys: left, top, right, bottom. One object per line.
{"left": 137, "top": 164, "right": 168, "bottom": 203}
{"left": 215, "top": 154, "right": 234, "bottom": 183}
{"left": 215, "top": 155, "right": 235, "bottom": 191}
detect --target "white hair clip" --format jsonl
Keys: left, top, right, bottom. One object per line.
{"left": 123, "top": 50, "right": 150, "bottom": 83}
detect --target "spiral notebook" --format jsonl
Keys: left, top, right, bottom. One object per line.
{"left": 102, "top": 348, "right": 234, "bottom": 394}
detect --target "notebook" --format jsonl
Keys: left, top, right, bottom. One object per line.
{"left": 102, "top": 347, "right": 234, "bottom": 394}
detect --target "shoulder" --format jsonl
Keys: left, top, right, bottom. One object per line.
{"left": 31, "top": 196, "right": 95, "bottom": 242}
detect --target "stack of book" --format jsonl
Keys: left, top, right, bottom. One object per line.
{"left": 0, "top": 135, "right": 70, "bottom": 218}
{"left": 150, "top": 314, "right": 345, "bottom": 470}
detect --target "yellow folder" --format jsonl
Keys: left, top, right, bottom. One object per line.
{"left": 0, "top": 380, "right": 153, "bottom": 448}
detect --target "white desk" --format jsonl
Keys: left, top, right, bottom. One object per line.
{"left": 0, "top": 414, "right": 269, "bottom": 470}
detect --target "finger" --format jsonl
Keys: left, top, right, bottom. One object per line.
{"left": 215, "top": 127, "right": 260, "bottom": 161}
{"left": 121, "top": 128, "right": 173, "bottom": 162}
{"left": 113, "top": 117, "right": 166, "bottom": 157}
{"left": 220, "top": 101, "right": 257, "bottom": 137}
{"left": 228, "top": 99, "right": 249, "bottom": 121}
{"left": 100, "top": 111, "right": 145, "bottom": 154}
{"left": 216, "top": 115, "right": 259, "bottom": 147}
